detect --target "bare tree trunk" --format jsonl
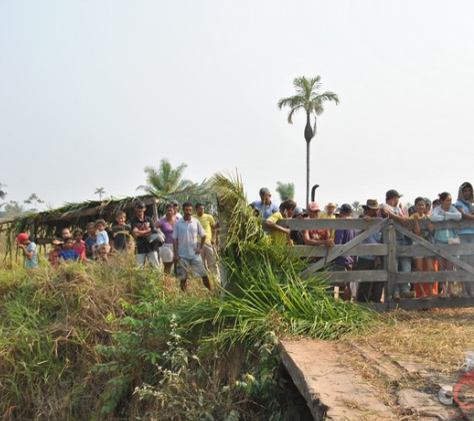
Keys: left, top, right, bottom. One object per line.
{"left": 304, "top": 113, "right": 314, "bottom": 207}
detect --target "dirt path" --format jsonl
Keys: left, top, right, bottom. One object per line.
{"left": 279, "top": 338, "right": 465, "bottom": 420}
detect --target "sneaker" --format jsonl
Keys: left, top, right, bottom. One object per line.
{"left": 401, "top": 291, "right": 416, "bottom": 299}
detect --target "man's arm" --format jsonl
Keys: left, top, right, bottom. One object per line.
{"left": 380, "top": 205, "right": 409, "bottom": 227}
{"left": 302, "top": 230, "right": 334, "bottom": 247}
{"left": 173, "top": 238, "right": 180, "bottom": 262}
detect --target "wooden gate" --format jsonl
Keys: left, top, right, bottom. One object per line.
{"left": 281, "top": 217, "right": 474, "bottom": 310}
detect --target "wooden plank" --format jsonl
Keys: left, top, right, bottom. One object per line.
{"left": 397, "top": 244, "right": 474, "bottom": 257}
{"left": 392, "top": 271, "right": 472, "bottom": 283}
{"left": 394, "top": 225, "right": 474, "bottom": 277}
{"left": 384, "top": 224, "right": 397, "bottom": 305}
{"left": 325, "top": 270, "right": 387, "bottom": 282}
{"left": 300, "top": 218, "right": 389, "bottom": 278}
{"left": 279, "top": 218, "right": 386, "bottom": 231}
{"left": 392, "top": 297, "right": 474, "bottom": 310}
{"left": 292, "top": 244, "right": 388, "bottom": 258}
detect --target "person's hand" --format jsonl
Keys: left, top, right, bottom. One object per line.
{"left": 174, "top": 255, "right": 180, "bottom": 263}
{"left": 195, "top": 247, "right": 201, "bottom": 255}
{"left": 325, "top": 238, "right": 334, "bottom": 247}
{"left": 400, "top": 218, "right": 409, "bottom": 228}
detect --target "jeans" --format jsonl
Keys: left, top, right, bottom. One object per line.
{"left": 393, "top": 238, "right": 411, "bottom": 296}
{"left": 136, "top": 251, "right": 161, "bottom": 269}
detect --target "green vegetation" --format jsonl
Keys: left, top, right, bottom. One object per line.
{"left": 0, "top": 174, "right": 374, "bottom": 420}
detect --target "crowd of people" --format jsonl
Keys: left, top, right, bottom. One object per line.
{"left": 15, "top": 200, "right": 219, "bottom": 292}
{"left": 251, "top": 182, "right": 474, "bottom": 302}
{"left": 14, "top": 181, "right": 474, "bottom": 301}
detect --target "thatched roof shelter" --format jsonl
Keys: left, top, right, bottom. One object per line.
{"left": 0, "top": 195, "right": 160, "bottom": 257}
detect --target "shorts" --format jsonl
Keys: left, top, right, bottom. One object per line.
{"left": 176, "top": 256, "right": 208, "bottom": 281}
{"left": 160, "top": 243, "right": 174, "bottom": 263}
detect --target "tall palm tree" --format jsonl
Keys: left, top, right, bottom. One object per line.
{"left": 278, "top": 76, "right": 339, "bottom": 206}
{"left": 276, "top": 181, "right": 295, "bottom": 202}
{"left": 137, "top": 159, "right": 194, "bottom": 196}
{"left": 94, "top": 187, "right": 106, "bottom": 200}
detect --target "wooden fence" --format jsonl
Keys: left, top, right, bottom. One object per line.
{"left": 279, "top": 217, "right": 474, "bottom": 311}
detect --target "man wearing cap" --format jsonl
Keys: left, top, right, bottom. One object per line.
{"left": 130, "top": 201, "right": 160, "bottom": 269}
{"left": 290, "top": 207, "right": 307, "bottom": 245}
{"left": 303, "top": 202, "right": 334, "bottom": 247}
{"left": 251, "top": 187, "right": 279, "bottom": 220}
{"left": 381, "top": 189, "right": 414, "bottom": 299}
{"left": 356, "top": 199, "right": 384, "bottom": 303}
{"left": 16, "top": 233, "right": 39, "bottom": 269}
{"left": 321, "top": 202, "right": 337, "bottom": 238}
{"left": 171, "top": 200, "right": 183, "bottom": 219}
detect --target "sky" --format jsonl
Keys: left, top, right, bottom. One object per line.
{"left": 1, "top": 0, "right": 474, "bottom": 211}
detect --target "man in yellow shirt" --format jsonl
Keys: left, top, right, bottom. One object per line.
{"left": 266, "top": 199, "right": 297, "bottom": 245}
{"left": 195, "top": 203, "right": 220, "bottom": 281}
{"left": 321, "top": 202, "right": 337, "bottom": 238}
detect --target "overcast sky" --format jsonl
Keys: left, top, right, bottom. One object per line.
{"left": 1, "top": 0, "right": 474, "bottom": 211}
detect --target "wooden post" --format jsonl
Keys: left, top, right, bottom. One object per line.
{"left": 384, "top": 223, "right": 397, "bottom": 309}
{"left": 152, "top": 198, "right": 159, "bottom": 221}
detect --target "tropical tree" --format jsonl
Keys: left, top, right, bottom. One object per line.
{"left": 94, "top": 187, "right": 106, "bottom": 200}
{"left": 276, "top": 181, "right": 295, "bottom": 202}
{"left": 137, "top": 159, "right": 193, "bottom": 196}
{"left": 0, "top": 183, "right": 6, "bottom": 200}
{"left": 138, "top": 159, "right": 217, "bottom": 214}
{"left": 24, "top": 193, "right": 44, "bottom": 212}
{"left": 278, "top": 76, "right": 339, "bottom": 207}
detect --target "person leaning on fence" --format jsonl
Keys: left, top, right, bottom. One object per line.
{"left": 130, "top": 200, "right": 161, "bottom": 269}
{"left": 380, "top": 189, "right": 415, "bottom": 300}
{"left": 290, "top": 207, "right": 307, "bottom": 245}
{"left": 332, "top": 204, "right": 356, "bottom": 301}
{"left": 455, "top": 182, "right": 474, "bottom": 298}
{"left": 16, "top": 233, "right": 39, "bottom": 269}
{"left": 356, "top": 199, "right": 384, "bottom": 303}
{"left": 173, "top": 202, "right": 212, "bottom": 292}
{"left": 430, "top": 192, "right": 462, "bottom": 298}
{"left": 410, "top": 197, "right": 436, "bottom": 299}
{"left": 265, "top": 199, "right": 296, "bottom": 245}
{"left": 302, "top": 202, "right": 334, "bottom": 248}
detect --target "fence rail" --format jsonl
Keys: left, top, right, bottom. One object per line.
{"left": 278, "top": 217, "right": 474, "bottom": 310}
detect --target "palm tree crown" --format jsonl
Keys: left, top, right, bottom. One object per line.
{"left": 138, "top": 159, "right": 193, "bottom": 196}
{"left": 278, "top": 76, "right": 339, "bottom": 206}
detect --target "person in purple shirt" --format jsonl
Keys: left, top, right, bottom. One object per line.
{"left": 332, "top": 204, "right": 356, "bottom": 301}
{"left": 155, "top": 203, "right": 179, "bottom": 274}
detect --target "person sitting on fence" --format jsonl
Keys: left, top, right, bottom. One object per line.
{"left": 303, "top": 202, "right": 334, "bottom": 248}
{"left": 72, "top": 229, "right": 86, "bottom": 261}
{"left": 251, "top": 187, "right": 279, "bottom": 220}
{"left": 381, "top": 189, "right": 415, "bottom": 300}
{"left": 410, "top": 197, "right": 436, "bottom": 299}
{"left": 266, "top": 199, "right": 296, "bottom": 245}
{"left": 455, "top": 182, "right": 474, "bottom": 298}
{"left": 16, "top": 233, "right": 39, "bottom": 269}
{"left": 59, "top": 238, "right": 80, "bottom": 262}
{"left": 84, "top": 222, "right": 97, "bottom": 259}
{"left": 356, "top": 199, "right": 384, "bottom": 303}
{"left": 430, "top": 192, "right": 462, "bottom": 298}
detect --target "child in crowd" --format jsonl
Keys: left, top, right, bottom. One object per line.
{"left": 16, "top": 233, "right": 39, "bottom": 269}
{"left": 111, "top": 211, "right": 132, "bottom": 252}
{"left": 73, "top": 229, "right": 86, "bottom": 261}
{"left": 48, "top": 238, "right": 64, "bottom": 268}
{"left": 95, "top": 219, "right": 110, "bottom": 262}
{"left": 61, "top": 227, "right": 72, "bottom": 242}
{"left": 84, "top": 222, "right": 97, "bottom": 259}
{"left": 59, "top": 238, "right": 80, "bottom": 262}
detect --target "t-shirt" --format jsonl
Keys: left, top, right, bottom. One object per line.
{"left": 250, "top": 200, "right": 279, "bottom": 220}
{"left": 84, "top": 236, "right": 96, "bottom": 259}
{"left": 455, "top": 200, "right": 474, "bottom": 235}
{"left": 96, "top": 231, "right": 109, "bottom": 246}
{"left": 158, "top": 217, "right": 176, "bottom": 244}
{"left": 25, "top": 242, "right": 39, "bottom": 269}
{"left": 130, "top": 215, "right": 156, "bottom": 254}
{"left": 59, "top": 249, "right": 80, "bottom": 261}
{"left": 112, "top": 224, "right": 132, "bottom": 250}
{"left": 195, "top": 213, "right": 216, "bottom": 244}
{"left": 334, "top": 226, "right": 356, "bottom": 266}
{"left": 267, "top": 212, "right": 290, "bottom": 245}
{"left": 173, "top": 217, "right": 206, "bottom": 259}
{"left": 73, "top": 240, "right": 86, "bottom": 260}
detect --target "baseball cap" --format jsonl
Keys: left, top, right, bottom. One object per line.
{"left": 307, "top": 202, "right": 320, "bottom": 212}
{"left": 134, "top": 200, "right": 146, "bottom": 208}
{"left": 171, "top": 200, "right": 179, "bottom": 206}
{"left": 293, "top": 207, "right": 308, "bottom": 217}
{"left": 16, "top": 233, "right": 29, "bottom": 243}
{"left": 385, "top": 189, "right": 403, "bottom": 200}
